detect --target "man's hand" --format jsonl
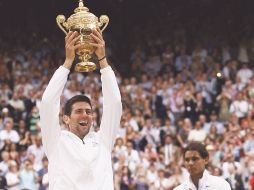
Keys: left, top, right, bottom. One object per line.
{"left": 90, "top": 28, "right": 105, "bottom": 59}
{"left": 63, "top": 31, "right": 81, "bottom": 70}
{"left": 90, "top": 28, "right": 109, "bottom": 69}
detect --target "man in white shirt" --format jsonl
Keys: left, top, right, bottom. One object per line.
{"left": 203, "top": 111, "right": 224, "bottom": 134}
{"left": 0, "top": 120, "right": 20, "bottom": 150}
{"left": 27, "top": 136, "right": 44, "bottom": 171}
{"left": 174, "top": 142, "right": 231, "bottom": 190}
{"left": 236, "top": 63, "right": 253, "bottom": 84}
{"left": 0, "top": 151, "right": 10, "bottom": 175}
{"left": 229, "top": 92, "right": 250, "bottom": 118}
{"left": 124, "top": 141, "right": 140, "bottom": 173}
{"left": 163, "top": 134, "right": 178, "bottom": 165}
{"left": 40, "top": 29, "right": 122, "bottom": 190}
{"left": 188, "top": 121, "right": 207, "bottom": 142}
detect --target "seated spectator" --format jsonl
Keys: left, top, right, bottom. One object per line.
{"left": 19, "top": 159, "right": 38, "bottom": 190}
{"left": 124, "top": 141, "right": 140, "bottom": 173}
{"left": 153, "top": 169, "right": 171, "bottom": 190}
{"left": 5, "top": 161, "right": 19, "bottom": 190}
{"left": 0, "top": 120, "right": 20, "bottom": 150}
{"left": 188, "top": 121, "right": 207, "bottom": 142}
{"left": 27, "top": 136, "right": 44, "bottom": 171}
{"left": 167, "top": 165, "right": 188, "bottom": 189}
{"left": 27, "top": 106, "right": 40, "bottom": 136}
{"left": 236, "top": 63, "right": 253, "bottom": 85}
{"left": 161, "top": 134, "right": 178, "bottom": 165}
{"left": 229, "top": 92, "right": 251, "bottom": 119}
{"left": 119, "top": 166, "right": 135, "bottom": 190}
{"left": 0, "top": 151, "right": 10, "bottom": 175}
{"left": 203, "top": 111, "right": 225, "bottom": 134}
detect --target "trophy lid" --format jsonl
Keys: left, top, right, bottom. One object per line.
{"left": 74, "top": 0, "right": 89, "bottom": 13}
{"left": 67, "top": 0, "right": 98, "bottom": 30}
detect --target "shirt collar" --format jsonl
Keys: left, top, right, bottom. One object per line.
{"left": 185, "top": 170, "right": 211, "bottom": 190}
{"left": 61, "top": 130, "right": 85, "bottom": 144}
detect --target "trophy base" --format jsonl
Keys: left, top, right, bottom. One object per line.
{"left": 75, "top": 61, "right": 96, "bottom": 72}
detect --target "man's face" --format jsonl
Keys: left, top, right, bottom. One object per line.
{"left": 5, "top": 122, "right": 13, "bottom": 131}
{"left": 35, "top": 137, "right": 42, "bottom": 146}
{"left": 65, "top": 102, "right": 93, "bottom": 139}
{"left": 165, "top": 136, "right": 172, "bottom": 144}
{"left": 195, "top": 121, "right": 202, "bottom": 129}
{"left": 210, "top": 114, "right": 217, "bottom": 121}
{"left": 184, "top": 150, "right": 208, "bottom": 176}
{"left": 42, "top": 159, "right": 49, "bottom": 168}
{"left": 127, "top": 142, "right": 133, "bottom": 151}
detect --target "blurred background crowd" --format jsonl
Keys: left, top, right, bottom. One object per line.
{"left": 0, "top": 0, "right": 254, "bottom": 189}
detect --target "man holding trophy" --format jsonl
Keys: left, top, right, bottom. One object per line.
{"left": 40, "top": 25, "right": 122, "bottom": 190}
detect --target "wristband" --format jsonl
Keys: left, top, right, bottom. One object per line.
{"left": 98, "top": 56, "right": 106, "bottom": 62}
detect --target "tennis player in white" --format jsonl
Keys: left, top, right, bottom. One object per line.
{"left": 40, "top": 28, "right": 122, "bottom": 190}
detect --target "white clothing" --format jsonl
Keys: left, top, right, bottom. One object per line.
{"left": 124, "top": 149, "right": 140, "bottom": 172}
{"left": 114, "top": 145, "right": 127, "bottom": 157}
{"left": 147, "top": 170, "right": 158, "bottom": 185}
{"left": 27, "top": 144, "right": 45, "bottom": 171}
{"left": 8, "top": 99, "right": 25, "bottom": 111}
{"left": 174, "top": 170, "right": 231, "bottom": 190}
{"left": 128, "top": 118, "right": 139, "bottom": 131}
{"left": 222, "top": 161, "right": 242, "bottom": 179}
{"left": 5, "top": 172, "right": 20, "bottom": 190}
{"left": 203, "top": 121, "right": 225, "bottom": 135}
{"left": 164, "top": 144, "right": 176, "bottom": 165}
{"left": 237, "top": 68, "right": 253, "bottom": 84}
{"left": 0, "top": 130, "right": 20, "bottom": 149}
{"left": 229, "top": 100, "right": 250, "bottom": 118}
{"left": 40, "top": 66, "right": 122, "bottom": 190}
{"left": 188, "top": 129, "right": 207, "bottom": 142}
{"left": 0, "top": 130, "right": 20, "bottom": 143}
{"left": 150, "top": 127, "right": 161, "bottom": 145}
{"left": 0, "top": 161, "right": 9, "bottom": 174}
{"left": 154, "top": 177, "right": 171, "bottom": 189}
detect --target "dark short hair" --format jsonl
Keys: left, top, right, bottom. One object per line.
{"left": 64, "top": 95, "right": 92, "bottom": 116}
{"left": 183, "top": 142, "right": 209, "bottom": 159}
{"left": 42, "top": 156, "right": 48, "bottom": 162}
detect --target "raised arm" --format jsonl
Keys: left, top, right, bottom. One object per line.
{"left": 99, "top": 66, "right": 122, "bottom": 151}
{"left": 40, "top": 32, "right": 81, "bottom": 158}
{"left": 90, "top": 28, "right": 122, "bottom": 151}
{"left": 40, "top": 66, "right": 69, "bottom": 158}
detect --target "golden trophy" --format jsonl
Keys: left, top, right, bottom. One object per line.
{"left": 56, "top": 0, "right": 109, "bottom": 72}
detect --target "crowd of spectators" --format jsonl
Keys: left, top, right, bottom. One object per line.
{"left": 1, "top": 1, "right": 254, "bottom": 190}
{"left": 0, "top": 29, "right": 254, "bottom": 189}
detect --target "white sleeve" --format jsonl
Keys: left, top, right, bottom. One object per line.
{"left": 229, "top": 102, "right": 235, "bottom": 113}
{"left": 40, "top": 66, "right": 69, "bottom": 159}
{"left": 11, "top": 131, "right": 20, "bottom": 143}
{"left": 187, "top": 131, "right": 194, "bottom": 141}
{"left": 98, "top": 66, "right": 122, "bottom": 151}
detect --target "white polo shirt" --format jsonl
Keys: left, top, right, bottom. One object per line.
{"left": 40, "top": 66, "right": 122, "bottom": 190}
{"left": 174, "top": 170, "right": 231, "bottom": 190}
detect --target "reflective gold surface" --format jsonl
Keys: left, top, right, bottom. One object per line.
{"left": 56, "top": 0, "right": 109, "bottom": 72}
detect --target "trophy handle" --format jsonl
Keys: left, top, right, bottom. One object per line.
{"left": 56, "top": 15, "right": 68, "bottom": 35}
{"left": 98, "top": 15, "right": 109, "bottom": 32}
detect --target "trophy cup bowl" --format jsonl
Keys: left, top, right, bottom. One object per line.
{"left": 56, "top": 0, "right": 109, "bottom": 72}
